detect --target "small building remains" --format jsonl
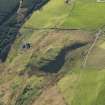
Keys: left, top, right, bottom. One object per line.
{"left": 21, "top": 43, "right": 32, "bottom": 49}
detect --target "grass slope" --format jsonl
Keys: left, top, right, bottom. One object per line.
{"left": 58, "top": 68, "right": 105, "bottom": 105}
{"left": 24, "top": 0, "right": 105, "bottom": 30}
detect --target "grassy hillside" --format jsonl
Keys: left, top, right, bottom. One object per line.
{"left": 1, "top": 0, "right": 105, "bottom": 105}
{"left": 25, "top": 0, "right": 105, "bottom": 30}
{"left": 58, "top": 68, "right": 105, "bottom": 105}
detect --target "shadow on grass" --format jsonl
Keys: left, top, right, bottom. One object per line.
{"left": 40, "top": 42, "right": 87, "bottom": 73}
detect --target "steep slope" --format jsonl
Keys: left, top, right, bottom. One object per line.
{"left": 0, "top": 0, "right": 48, "bottom": 62}
{"left": 0, "top": 0, "right": 105, "bottom": 105}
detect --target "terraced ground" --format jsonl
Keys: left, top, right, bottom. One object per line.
{"left": 1, "top": 0, "right": 105, "bottom": 105}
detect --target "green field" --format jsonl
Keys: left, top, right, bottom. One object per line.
{"left": 58, "top": 68, "right": 105, "bottom": 105}
{"left": 24, "top": 0, "right": 105, "bottom": 30}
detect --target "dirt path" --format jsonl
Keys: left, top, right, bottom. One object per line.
{"left": 83, "top": 29, "right": 102, "bottom": 67}
{"left": 32, "top": 85, "right": 66, "bottom": 105}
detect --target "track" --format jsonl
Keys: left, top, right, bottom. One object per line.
{"left": 23, "top": 26, "right": 81, "bottom": 31}
{"left": 83, "top": 29, "right": 103, "bottom": 67}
